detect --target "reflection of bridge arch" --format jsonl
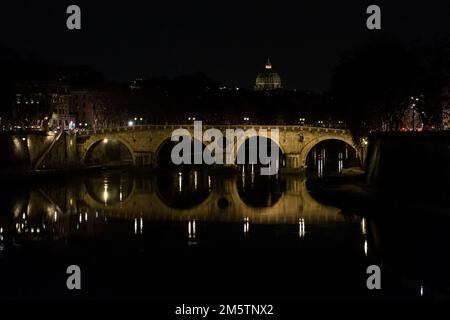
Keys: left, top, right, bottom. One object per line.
{"left": 83, "top": 137, "right": 136, "bottom": 165}
{"left": 84, "top": 173, "right": 136, "bottom": 206}
{"left": 154, "top": 171, "right": 213, "bottom": 209}
{"left": 300, "top": 135, "right": 357, "bottom": 166}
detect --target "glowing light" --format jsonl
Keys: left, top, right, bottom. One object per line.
{"left": 188, "top": 220, "right": 196, "bottom": 240}
{"left": 364, "top": 240, "right": 368, "bottom": 256}
{"left": 299, "top": 218, "right": 306, "bottom": 238}
{"left": 244, "top": 217, "right": 250, "bottom": 235}
{"left": 103, "top": 138, "right": 108, "bottom": 143}
{"left": 362, "top": 138, "right": 369, "bottom": 145}
{"left": 188, "top": 221, "right": 191, "bottom": 239}
{"left": 103, "top": 180, "right": 109, "bottom": 205}
{"left": 178, "top": 173, "right": 183, "bottom": 192}
{"left": 338, "top": 152, "right": 343, "bottom": 174}
{"left": 317, "top": 159, "right": 323, "bottom": 178}
{"left": 361, "top": 218, "right": 367, "bottom": 235}
{"left": 128, "top": 121, "right": 134, "bottom": 127}
{"left": 194, "top": 171, "right": 198, "bottom": 190}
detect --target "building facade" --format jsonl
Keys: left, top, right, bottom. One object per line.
{"left": 13, "top": 83, "right": 74, "bottom": 130}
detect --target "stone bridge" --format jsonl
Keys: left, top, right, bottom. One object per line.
{"left": 69, "top": 124, "right": 357, "bottom": 171}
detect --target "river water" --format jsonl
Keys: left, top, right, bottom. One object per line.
{"left": 0, "top": 165, "right": 449, "bottom": 301}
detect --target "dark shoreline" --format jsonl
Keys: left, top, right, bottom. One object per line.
{"left": 308, "top": 174, "right": 450, "bottom": 218}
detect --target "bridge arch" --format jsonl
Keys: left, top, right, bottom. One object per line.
{"left": 83, "top": 136, "right": 135, "bottom": 166}
{"left": 155, "top": 134, "right": 213, "bottom": 167}
{"left": 233, "top": 133, "right": 286, "bottom": 168}
{"left": 300, "top": 135, "right": 357, "bottom": 167}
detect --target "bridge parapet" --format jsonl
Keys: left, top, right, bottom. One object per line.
{"left": 77, "top": 124, "right": 350, "bottom": 136}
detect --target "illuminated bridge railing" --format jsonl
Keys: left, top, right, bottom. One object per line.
{"left": 77, "top": 125, "right": 350, "bottom": 136}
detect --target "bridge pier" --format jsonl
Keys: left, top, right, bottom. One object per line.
{"left": 134, "top": 152, "right": 154, "bottom": 166}
{"left": 282, "top": 153, "right": 305, "bottom": 173}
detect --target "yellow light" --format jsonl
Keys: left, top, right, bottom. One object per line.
{"left": 103, "top": 183, "right": 109, "bottom": 205}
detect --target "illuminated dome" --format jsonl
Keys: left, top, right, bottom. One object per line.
{"left": 255, "top": 58, "right": 282, "bottom": 91}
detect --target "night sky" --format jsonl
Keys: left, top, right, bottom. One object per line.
{"left": 1, "top": 1, "right": 449, "bottom": 91}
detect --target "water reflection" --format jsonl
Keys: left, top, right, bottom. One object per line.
{"left": 367, "top": 214, "right": 450, "bottom": 298}
{"left": 0, "top": 170, "right": 345, "bottom": 242}
{"left": 307, "top": 140, "right": 359, "bottom": 177}
{"left": 0, "top": 169, "right": 449, "bottom": 299}
{"left": 237, "top": 166, "right": 284, "bottom": 207}
{"left": 156, "top": 170, "right": 213, "bottom": 209}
